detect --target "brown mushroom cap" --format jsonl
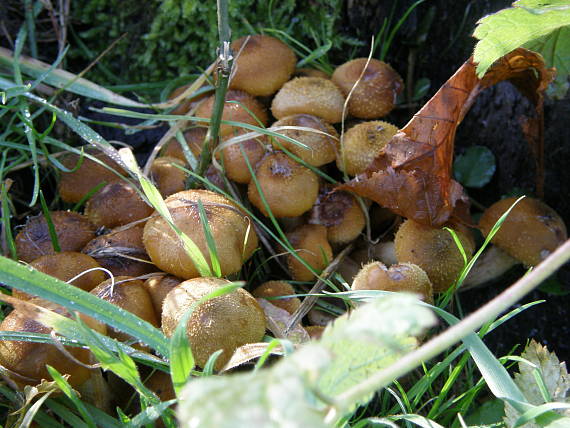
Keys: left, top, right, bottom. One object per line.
{"left": 271, "top": 77, "right": 346, "bottom": 123}
{"left": 82, "top": 224, "right": 155, "bottom": 277}
{"left": 218, "top": 129, "right": 267, "bottom": 183}
{"left": 195, "top": 90, "right": 268, "bottom": 137}
{"left": 58, "top": 149, "right": 126, "bottom": 203}
{"left": 15, "top": 211, "right": 97, "bottom": 263}
{"left": 247, "top": 151, "right": 319, "bottom": 218}
{"left": 143, "top": 275, "right": 182, "bottom": 319}
{"left": 332, "top": 58, "right": 403, "bottom": 119}
{"left": 230, "top": 35, "right": 297, "bottom": 96}
{"left": 161, "top": 277, "right": 266, "bottom": 370}
{"left": 0, "top": 299, "right": 100, "bottom": 387}
{"left": 161, "top": 127, "right": 208, "bottom": 162}
{"left": 271, "top": 114, "right": 338, "bottom": 166}
{"left": 351, "top": 261, "right": 434, "bottom": 304}
{"left": 479, "top": 197, "right": 567, "bottom": 266}
{"left": 252, "top": 281, "right": 301, "bottom": 314}
{"left": 85, "top": 181, "right": 153, "bottom": 228}
{"left": 309, "top": 189, "right": 366, "bottom": 246}
{"left": 13, "top": 252, "right": 106, "bottom": 301}
{"left": 304, "top": 325, "right": 325, "bottom": 340}
{"left": 286, "top": 224, "right": 333, "bottom": 282}
{"left": 336, "top": 120, "right": 398, "bottom": 176}
{"left": 394, "top": 219, "right": 475, "bottom": 293}
{"left": 143, "top": 190, "right": 258, "bottom": 279}
{"left": 149, "top": 156, "right": 188, "bottom": 198}
{"left": 293, "top": 68, "right": 331, "bottom": 80}
{"left": 91, "top": 276, "right": 159, "bottom": 343}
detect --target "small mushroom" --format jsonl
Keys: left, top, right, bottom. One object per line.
{"left": 230, "top": 34, "right": 297, "bottom": 96}
{"left": 271, "top": 77, "right": 346, "bottom": 123}
{"left": 252, "top": 281, "right": 301, "bottom": 315}
{"left": 285, "top": 224, "right": 333, "bottom": 282}
{"left": 161, "top": 277, "right": 266, "bottom": 370}
{"left": 332, "top": 58, "right": 403, "bottom": 119}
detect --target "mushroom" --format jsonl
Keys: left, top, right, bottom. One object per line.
{"left": 218, "top": 128, "right": 267, "bottom": 183}
{"left": 85, "top": 181, "right": 153, "bottom": 228}
{"left": 143, "top": 189, "right": 258, "bottom": 279}
{"left": 195, "top": 90, "right": 268, "bottom": 137}
{"left": 229, "top": 34, "right": 297, "bottom": 96}
{"left": 247, "top": 151, "right": 319, "bottom": 218}
{"left": 394, "top": 219, "right": 474, "bottom": 293}
{"left": 331, "top": 58, "right": 403, "bottom": 119}
{"left": 161, "top": 277, "right": 266, "bottom": 370}
{"left": 12, "top": 252, "right": 106, "bottom": 301}
{"left": 149, "top": 156, "right": 188, "bottom": 198}
{"left": 336, "top": 120, "right": 399, "bottom": 176}
{"left": 271, "top": 77, "right": 346, "bottom": 123}
{"left": 15, "top": 211, "right": 97, "bottom": 263}
{"left": 285, "top": 224, "right": 333, "bottom": 282}
{"left": 58, "top": 148, "right": 126, "bottom": 203}
{"left": 351, "top": 261, "right": 434, "bottom": 304}
{"left": 252, "top": 281, "right": 301, "bottom": 315}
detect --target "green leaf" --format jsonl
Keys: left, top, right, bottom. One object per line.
{"left": 473, "top": 0, "right": 570, "bottom": 81}
{"left": 453, "top": 145, "right": 496, "bottom": 188}
{"left": 318, "top": 294, "right": 435, "bottom": 406}
{"left": 525, "top": 26, "right": 570, "bottom": 99}
{"left": 177, "top": 345, "right": 330, "bottom": 428}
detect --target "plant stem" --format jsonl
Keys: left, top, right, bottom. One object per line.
{"left": 189, "top": 0, "right": 232, "bottom": 187}
{"left": 332, "top": 238, "right": 570, "bottom": 416}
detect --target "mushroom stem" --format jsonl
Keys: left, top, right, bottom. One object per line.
{"left": 461, "top": 245, "right": 520, "bottom": 291}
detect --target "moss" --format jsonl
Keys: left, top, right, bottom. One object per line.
{"left": 69, "top": 0, "right": 357, "bottom": 85}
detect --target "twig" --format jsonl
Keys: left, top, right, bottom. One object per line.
{"left": 284, "top": 243, "right": 354, "bottom": 334}
{"left": 189, "top": 0, "right": 233, "bottom": 187}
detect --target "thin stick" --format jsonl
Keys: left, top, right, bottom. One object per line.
{"left": 284, "top": 243, "right": 354, "bottom": 334}
{"left": 189, "top": 0, "right": 233, "bottom": 187}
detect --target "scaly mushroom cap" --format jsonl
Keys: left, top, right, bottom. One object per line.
{"left": 230, "top": 34, "right": 297, "bottom": 96}
{"left": 351, "top": 261, "right": 434, "bottom": 304}
{"left": 143, "top": 275, "right": 182, "bottom": 319}
{"left": 149, "top": 156, "right": 188, "bottom": 198}
{"left": 332, "top": 58, "right": 403, "bottom": 119}
{"left": 82, "top": 224, "right": 155, "bottom": 277}
{"left": 271, "top": 114, "right": 338, "bottom": 166}
{"left": 394, "top": 219, "right": 474, "bottom": 293}
{"left": 15, "top": 211, "right": 97, "bottom": 263}
{"left": 0, "top": 299, "right": 101, "bottom": 387}
{"left": 162, "top": 127, "right": 208, "bottom": 161}
{"left": 309, "top": 189, "right": 366, "bottom": 246}
{"left": 286, "top": 224, "right": 333, "bottom": 282}
{"left": 218, "top": 129, "right": 267, "bottom": 183}
{"left": 247, "top": 151, "right": 319, "bottom": 218}
{"left": 91, "top": 277, "right": 159, "bottom": 343}
{"left": 143, "top": 190, "right": 258, "bottom": 279}
{"left": 13, "top": 252, "right": 106, "bottom": 301}
{"left": 271, "top": 77, "right": 346, "bottom": 123}
{"left": 195, "top": 90, "right": 268, "bottom": 137}
{"left": 252, "top": 281, "right": 301, "bottom": 314}
{"left": 336, "top": 120, "right": 398, "bottom": 175}
{"left": 58, "top": 149, "right": 126, "bottom": 203}
{"left": 85, "top": 181, "right": 153, "bottom": 228}
{"left": 161, "top": 277, "right": 266, "bottom": 370}
{"left": 479, "top": 197, "right": 567, "bottom": 266}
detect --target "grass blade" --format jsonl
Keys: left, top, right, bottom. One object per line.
{"left": 0, "top": 256, "right": 169, "bottom": 356}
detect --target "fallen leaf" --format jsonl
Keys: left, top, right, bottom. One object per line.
{"left": 340, "top": 48, "right": 554, "bottom": 226}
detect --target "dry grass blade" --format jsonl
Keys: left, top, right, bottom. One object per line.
{"left": 284, "top": 243, "right": 354, "bottom": 334}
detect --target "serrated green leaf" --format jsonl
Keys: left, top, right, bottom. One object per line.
{"left": 504, "top": 340, "right": 570, "bottom": 427}
{"left": 525, "top": 26, "right": 570, "bottom": 99}
{"left": 453, "top": 146, "right": 496, "bottom": 188}
{"left": 473, "top": 1, "right": 570, "bottom": 80}
{"left": 178, "top": 345, "right": 330, "bottom": 428}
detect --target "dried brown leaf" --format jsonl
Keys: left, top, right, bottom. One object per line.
{"left": 340, "top": 48, "right": 554, "bottom": 226}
